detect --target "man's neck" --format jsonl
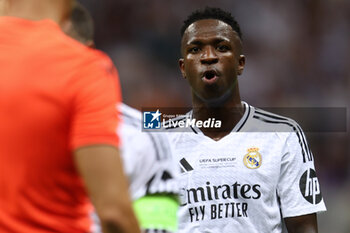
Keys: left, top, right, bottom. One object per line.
{"left": 192, "top": 90, "right": 244, "bottom": 141}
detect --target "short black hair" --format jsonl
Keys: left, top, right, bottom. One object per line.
{"left": 70, "top": 2, "right": 94, "bottom": 43}
{"left": 181, "top": 7, "right": 242, "bottom": 40}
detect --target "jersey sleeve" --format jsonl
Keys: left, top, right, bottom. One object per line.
{"left": 69, "top": 57, "right": 121, "bottom": 150}
{"left": 277, "top": 125, "right": 326, "bottom": 218}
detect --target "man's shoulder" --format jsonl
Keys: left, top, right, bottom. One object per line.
{"left": 119, "top": 104, "right": 172, "bottom": 156}
{"left": 120, "top": 103, "right": 142, "bottom": 123}
{"left": 244, "top": 104, "right": 302, "bottom": 134}
{"left": 31, "top": 20, "right": 114, "bottom": 73}
{"left": 118, "top": 104, "right": 142, "bottom": 141}
{"left": 57, "top": 39, "right": 113, "bottom": 70}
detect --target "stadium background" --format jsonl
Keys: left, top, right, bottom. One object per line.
{"left": 79, "top": 0, "right": 349, "bottom": 232}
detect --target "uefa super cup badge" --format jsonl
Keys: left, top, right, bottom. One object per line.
{"left": 243, "top": 147, "right": 262, "bottom": 169}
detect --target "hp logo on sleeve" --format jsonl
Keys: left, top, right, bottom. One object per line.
{"left": 299, "top": 168, "right": 323, "bottom": 205}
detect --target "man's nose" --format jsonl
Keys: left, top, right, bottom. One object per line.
{"left": 200, "top": 46, "right": 218, "bottom": 65}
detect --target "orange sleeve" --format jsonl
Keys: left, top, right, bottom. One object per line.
{"left": 69, "top": 56, "right": 121, "bottom": 150}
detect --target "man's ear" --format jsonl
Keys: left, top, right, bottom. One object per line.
{"left": 237, "top": 55, "right": 245, "bottom": 75}
{"left": 179, "top": 58, "right": 186, "bottom": 79}
{"left": 60, "top": 19, "right": 73, "bottom": 35}
{"left": 85, "top": 40, "right": 95, "bottom": 48}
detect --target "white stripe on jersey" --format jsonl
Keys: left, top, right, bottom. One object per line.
{"left": 252, "top": 108, "right": 313, "bottom": 163}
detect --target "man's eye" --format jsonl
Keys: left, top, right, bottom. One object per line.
{"left": 217, "top": 45, "right": 229, "bottom": 52}
{"left": 189, "top": 47, "right": 200, "bottom": 53}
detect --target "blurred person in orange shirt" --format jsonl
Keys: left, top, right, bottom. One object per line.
{"left": 0, "top": 1, "right": 139, "bottom": 233}
{"left": 64, "top": 4, "right": 179, "bottom": 233}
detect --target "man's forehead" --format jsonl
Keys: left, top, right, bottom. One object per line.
{"left": 183, "top": 19, "right": 236, "bottom": 42}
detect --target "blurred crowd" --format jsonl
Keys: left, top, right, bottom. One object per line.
{"left": 80, "top": 0, "right": 349, "bottom": 232}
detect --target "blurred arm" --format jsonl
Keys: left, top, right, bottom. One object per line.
{"left": 284, "top": 213, "right": 318, "bottom": 233}
{"left": 74, "top": 145, "right": 140, "bottom": 233}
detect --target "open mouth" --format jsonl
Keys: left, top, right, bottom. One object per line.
{"left": 202, "top": 70, "right": 219, "bottom": 85}
{"left": 203, "top": 70, "right": 217, "bottom": 80}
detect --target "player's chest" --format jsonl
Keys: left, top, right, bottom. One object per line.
{"left": 173, "top": 134, "right": 283, "bottom": 186}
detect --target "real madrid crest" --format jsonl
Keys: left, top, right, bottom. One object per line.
{"left": 243, "top": 147, "right": 262, "bottom": 169}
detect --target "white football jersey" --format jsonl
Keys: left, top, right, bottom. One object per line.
{"left": 90, "top": 104, "right": 178, "bottom": 233}
{"left": 119, "top": 103, "right": 178, "bottom": 199}
{"left": 165, "top": 102, "right": 326, "bottom": 233}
